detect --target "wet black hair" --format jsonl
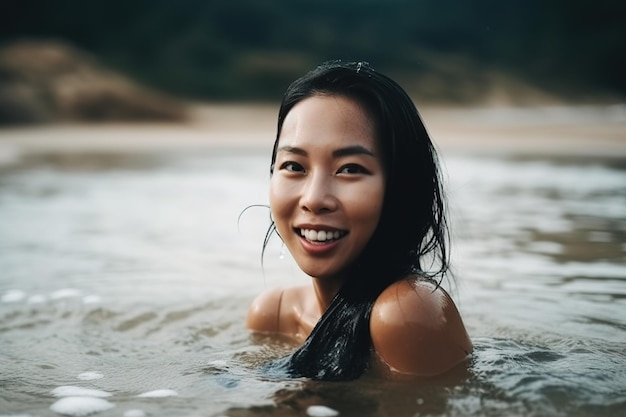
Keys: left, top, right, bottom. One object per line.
{"left": 263, "top": 61, "right": 449, "bottom": 380}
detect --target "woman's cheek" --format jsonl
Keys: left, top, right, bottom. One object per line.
{"left": 269, "top": 177, "right": 293, "bottom": 234}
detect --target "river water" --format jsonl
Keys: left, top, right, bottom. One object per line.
{"left": 0, "top": 117, "right": 625, "bottom": 416}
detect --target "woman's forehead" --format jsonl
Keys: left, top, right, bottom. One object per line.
{"left": 278, "top": 95, "right": 378, "bottom": 150}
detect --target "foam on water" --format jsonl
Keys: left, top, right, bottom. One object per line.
{"left": 77, "top": 372, "right": 104, "bottom": 381}
{"left": 1, "top": 289, "right": 26, "bottom": 303}
{"left": 307, "top": 405, "right": 340, "bottom": 416}
{"left": 123, "top": 410, "right": 146, "bottom": 417}
{"left": 136, "top": 389, "right": 179, "bottom": 398}
{"left": 51, "top": 386, "right": 112, "bottom": 398}
{"left": 50, "top": 289, "right": 83, "bottom": 300}
{"left": 1, "top": 288, "right": 104, "bottom": 309}
{"left": 82, "top": 295, "right": 101, "bottom": 304}
{"left": 49, "top": 397, "right": 115, "bottom": 416}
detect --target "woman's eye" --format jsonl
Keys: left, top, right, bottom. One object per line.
{"left": 280, "top": 161, "right": 305, "bottom": 173}
{"left": 338, "top": 164, "right": 369, "bottom": 175}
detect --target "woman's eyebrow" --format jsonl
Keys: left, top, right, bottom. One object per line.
{"left": 276, "top": 145, "right": 376, "bottom": 158}
{"left": 332, "top": 145, "right": 376, "bottom": 158}
{"left": 276, "top": 145, "right": 307, "bottom": 156}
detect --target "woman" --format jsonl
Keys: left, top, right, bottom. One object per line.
{"left": 246, "top": 61, "right": 472, "bottom": 381}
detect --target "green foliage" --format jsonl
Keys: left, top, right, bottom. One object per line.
{"left": 1, "top": 0, "right": 624, "bottom": 100}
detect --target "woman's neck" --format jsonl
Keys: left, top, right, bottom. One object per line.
{"left": 311, "top": 276, "right": 344, "bottom": 313}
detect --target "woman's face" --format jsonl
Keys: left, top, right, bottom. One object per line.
{"left": 270, "top": 95, "right": 385, "bottom": 282}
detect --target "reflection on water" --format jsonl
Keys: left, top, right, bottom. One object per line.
{"left": 0, "top": 145, "right": 625, "bottom": 417}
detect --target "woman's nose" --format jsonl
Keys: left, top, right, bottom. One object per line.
{"left": 300, "top": 173, "right": 338, "bottom": 214}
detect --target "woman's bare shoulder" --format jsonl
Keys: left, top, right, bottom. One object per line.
{"left": 246, "top": 285, "right": 309, "bottom": 336}
{"left": 370, "top": 278, "right": 473, "bottom": 376}
{"left": 246, "top": 287, "right": 284, "bottom": 334}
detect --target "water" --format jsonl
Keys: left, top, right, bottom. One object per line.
{"left": 1, "top": 132, "right": 625, "bottom": 416}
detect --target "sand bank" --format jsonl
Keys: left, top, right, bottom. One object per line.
{"left": 0, "top": 103, "right": 624, "bottom": 157}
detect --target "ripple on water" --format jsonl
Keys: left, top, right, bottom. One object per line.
{"left": 470, "top": 337, "right": 626, "bottom": 411}
{"left": 115, "top": 312, "right": 158, "bottom": 332}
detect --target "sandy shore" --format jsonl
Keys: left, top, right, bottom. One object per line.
{"left": 0, "top": 103, "right": 624, "bottom": 157}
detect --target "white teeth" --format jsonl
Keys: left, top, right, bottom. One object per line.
{"left": 300, "top": 229, "right": 344, "bottom": 242}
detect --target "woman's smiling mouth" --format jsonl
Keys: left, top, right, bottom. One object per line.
{"left": 298, "top": 228, "right": 348, "bottom": 243}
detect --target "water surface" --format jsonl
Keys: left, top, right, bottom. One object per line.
{"left": 0, "top": 138, "right": 625, "bottom": 416}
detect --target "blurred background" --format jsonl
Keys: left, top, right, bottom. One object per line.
{"left": 1, "top": 0, "right": 625, "bottom": 124}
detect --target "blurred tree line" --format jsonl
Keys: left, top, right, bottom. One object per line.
{"left": 1, "top": 0, "right": 624, "bottom": 102}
